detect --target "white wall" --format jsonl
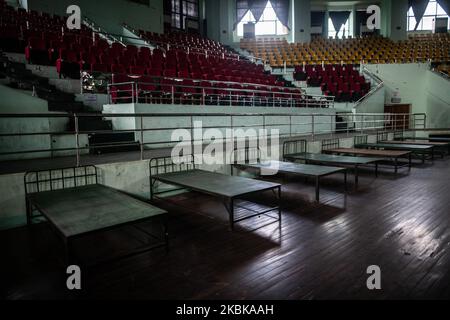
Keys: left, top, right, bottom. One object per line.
{"left": 358, "top": 88, "right": 385, "bottom": 114}
{"left": 0, "top": 84, "right": 52, "bottom": 160}
{"left": 365, "top": 63, "right": 450, "bottom": 128}
{"left": 365, "top": 63, "right": 427, "bottom": 111}
{"left": 0, "top": 85, "right": 89, "bottom": 160}
{"left": 103, "top": 103, "right": 337, "bottom": 148}
{"left": 425, "top": 71, "right": 450, "bottom": 128}
{"left": 28, "top": 0, "right": 163, "bottom": 35}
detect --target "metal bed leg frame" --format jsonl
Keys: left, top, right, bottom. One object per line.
{"left": 344, "top": 170, "right": 348, "bottom": 192}
{"left": 229, "top": 198, "right": 235, "bottom": 231}
{"left": 277, "top": 186, "right": 282, "bottom": 224}
{"left": 315, "top": 177, "right": 320, "bottom": 202}
{"left": 26, "top": 199, "right": 32, "bottom": 226}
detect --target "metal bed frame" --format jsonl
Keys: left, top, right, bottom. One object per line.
{"left": 149, "top": 155, "right": 281, "bottom": 231}
{"left": 25, "top": 165, "right": 168, "bottom": 265}
{"left": 282, "top": 139, "right": 383, "bottom": 184}
{"left": 232, "top": 147, "right": 347, "bottom": 202}
{"left": 359, "top": 132, "right": 435, "bottom": 163}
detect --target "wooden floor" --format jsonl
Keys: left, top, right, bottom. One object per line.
{"left": 1, "top": 158, "right": 450, "bottom": 300}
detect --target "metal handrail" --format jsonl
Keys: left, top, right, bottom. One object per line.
{"left": 0, "top": 112, "right": 427, "bottom": 167}
{"left": 82, "top": 16, "right": 125, "bottom": 46}
{"left": 353, "top": 65, "right": 384, "bottom": 109}
{"left": 106, "top": 79, "right": 333, "bottom": 107}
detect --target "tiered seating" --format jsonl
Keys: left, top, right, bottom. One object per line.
{"left": 241, "top": 34, "right": 450, "bottom": 67}
{"left": 138, "top": 30, "right": 238, "bottom": 60}
{"left": 110, "top": 73, "right": 306, "bottom": 107}
{"left": 436, "top": 63, "right": 450, "bottom": 77}
{"left": 0, "top": 2, "right": 92, "bottom": 60}
{"left": 105, "top": 30, "right": 303, "bottom": 106}
{"left": 294, "top": 64, "right": 370, "bottom": 102}
{"left": 0, "top": 3, "right": 312, "bottom": 107}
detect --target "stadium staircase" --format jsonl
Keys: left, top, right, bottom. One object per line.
{"left": 0, "top": 51, "right": 140, "bottom": 154}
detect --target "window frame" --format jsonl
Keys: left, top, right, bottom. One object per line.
{"left": 407, "top": 0, "right": 450, "bottom": 31}
{"left": 168, "top": 0, "right": 199, "bottom": 31}
{"left": 327, "top": 16, "right": 351, "bottom": 39}
{"left": 236, "top": 1, "right": 289, "bottom": 37}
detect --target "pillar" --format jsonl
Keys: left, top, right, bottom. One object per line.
{"left": 291, "top": 0, "right": 311, "bottom": 43}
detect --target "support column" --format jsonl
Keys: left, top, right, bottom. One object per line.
{"left": 350, "top": 5, "right": 356, "bottom": 37}
{"left": 381, "top": 0, "right": 408, "bottom": 41}
{"left": 218, "top": 0, "right": 235, "bottom": 46}
{"left": 324, "top": 10, "right": 330, "bottom": 39}
{"left": 291, "top": 0, "right": 311, "bottom": 43}
{"left": 199, "top": 0, "right": 206, "bottom": 37}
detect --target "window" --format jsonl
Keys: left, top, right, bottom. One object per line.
{"left": 328, "top": 16, "right": 350, "bottom": 39}
{"left": 407, "top": 0, "right": 450, "bottom": 31}
{"left": 237, "top": 1, "right": 288, "bottom": 36}
{"left": 169, "top": 0, "right": 199, "bottom": 30}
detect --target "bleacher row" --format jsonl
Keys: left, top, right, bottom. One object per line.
{"left": 241, "top": 34, "right": 450, "bottom": 67}
{"left": 1, "top": 2, "right": 312, "bottom": 107}
{"left": 137, "top": 28, "right": 237, "bottom": 59}
{"left": 294, "top": 64, "right": 370, "bottom": 102}
{"left": 109, "top": 73, "right": 312, "bottom": 107}
{"left": 0, "top": 1, "right": 92, "bottom": 55}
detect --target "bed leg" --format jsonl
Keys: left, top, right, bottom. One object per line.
{"left": 26, "top": 199, "right": 32, "bottom": 226}
{"left": 278, "top": 186, "right": 282, "bottom": 224}
{"left": 315, "top": 177, "right": 320, "bottom": 202}
{"left": 163, "top": 214, "right": 169, "bottom": 253}
{"left": 229, "top": 198, "right": 234, "bottom": 231}
{"left": 344, "top": 170, "right": 348, "bottom": 192}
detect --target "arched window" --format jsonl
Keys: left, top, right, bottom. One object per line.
{"left": 407, "top": 0, "right": 450, "bottom": 31}
{"left": 237, "top": 1, "right": 288, "bottom": 36}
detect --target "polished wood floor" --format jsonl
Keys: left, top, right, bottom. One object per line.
{"left": 1, "top": 158, "right": 450, "bottom": 300}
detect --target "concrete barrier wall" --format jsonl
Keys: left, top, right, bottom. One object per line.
{"left": 103, "top": 103, "right": 337, "bottom": 148}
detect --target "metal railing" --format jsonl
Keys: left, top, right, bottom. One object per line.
{"left": 83, "top": 16, "right": 126, "bottom": 46}
{"left": 105, "top": 78, "right": 334, "bottom": 108}
{"left": 353, "top": 65, "right": 384, "bottom": 109}
{"left": 0, "top": 112, "right": 427, "bottom": 166}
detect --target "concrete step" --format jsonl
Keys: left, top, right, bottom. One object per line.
{"left": 49, "top": 78, "right": 81, "bottom": 94}
{"left": 26, "top": 64, "right": 60, "bottom": 79}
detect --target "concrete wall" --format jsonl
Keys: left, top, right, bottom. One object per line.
{"left": 354, "top": 85, "right": 386, "bottom": 114}
{"left": 205, "top": 0, "right": 235, "bottom": 46}
{"left": 365, "top": 63, "right": 450, "bottom": 128}
{"left": 425, "top": 71, "right": 450, "bottom": 128}
{"left": 0, "top": 84, "right": 52, "bottom": 160}
{"left": 365, "top": 63, "right": 427, "bottom": 112}
{"left": 28, "top": 0, "right": 164, "bottom": 35}
{"left": 103, "top": 103, "right": 337, "bottom": 148}
{"left": 0, "top": 85, "right": 89, "bottom": 160}
{"left": 291, "top": 0, "right": 311, "bottom": 43}
{"left": 381, "top": 0, "right": 408, "bottom": 41}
